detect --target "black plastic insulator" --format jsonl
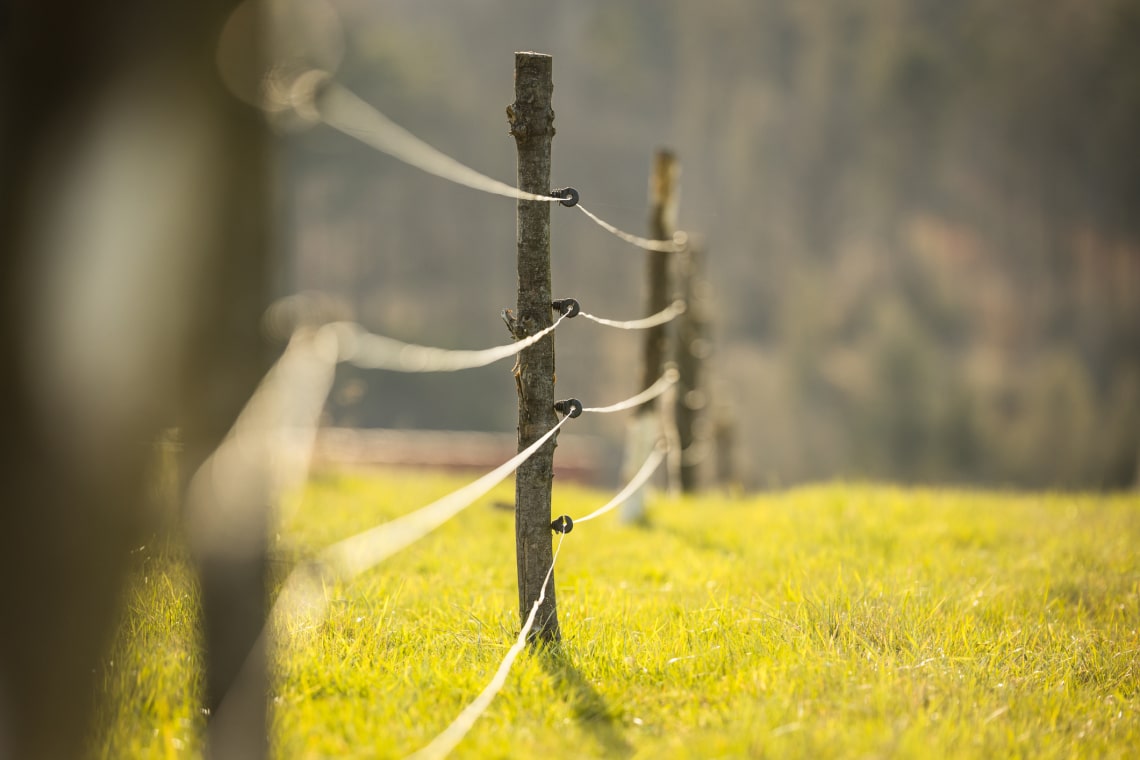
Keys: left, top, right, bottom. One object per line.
{"left": 552, "top": 298, "right": 581, "bottom": 318}
{"left": 551, "top": 187, "right": 579, "bottom": 207}
{"left": 554, "top": 398, "right": 583, "bottom": 419}
{"left": 551, "top": 515, "right": 574, "bottom": 534}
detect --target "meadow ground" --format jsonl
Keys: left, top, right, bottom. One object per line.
{"left": 95, "top": 471, "right": 1139, "bottom": 758}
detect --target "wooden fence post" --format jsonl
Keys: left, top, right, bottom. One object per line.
{"left": 641, "top": 149, "right": 678, "bottom": 401}
{"left": 0, "top": 3, "right": 273, "bottom": 758}
{"left": 714, "top": 408, "right": 739, "bottom": 494}
{"left": 675, "top": 240, "right": 710, "bottom": 492}
{"left": 507, "top": 52, "right": 560, "bottom": 643}
{"left": 620, "top": 149, "right": 680, "bottom": 521}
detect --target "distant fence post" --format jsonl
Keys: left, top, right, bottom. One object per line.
{"left": 642, "top": 149, "right": 678, "bottom": 404}
{"left": 714, "top": 408, "right": 739, "bottom": 493}
{"left": 507, "top": 51, "right": 560, "bottom": 643}
{"left": 621, "top": 149, "right": 680, "bottom": 521}
{"left": 675, "top": 239, "right": 710, "bottom": 492}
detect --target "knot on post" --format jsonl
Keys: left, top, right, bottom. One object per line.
{"left": 551, "top": 187, "right": 579, "bottom": 207}
{"left": 551, "top": 298, "right": 580, "bottom": 318}
{"left": 551, "top": 515, "right": 574, "bottom": 534}
{"left": 554, "top": 398, "right": 582, "bottom": 418}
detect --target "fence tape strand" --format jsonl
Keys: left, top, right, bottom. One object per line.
{"left": 319, "top": 415, "right": 570, "bottom": 580}
{"left": 582, "top": 368, "right": 679, "bottom": 414}
{"left": 406, "top": 533, "right": 566, "bottom": 760}
{"left": 309, "top": 76, "right": 690, "bottom": 253}
{"left": 574, "top": 442, "right": 667, "bottom": 525}
{"left": 332, "top": 313, "right": 566, "bottom": 372}
{"left": 580, "top": 300, "right": 685, "bottom": 330}
{"left": 576, "top": 204, "right": 686, "bottom": 253}
{"left": 218, "top": 412, "right": 572, "bottom": 728}
{"left": 316, "top": 79, "right": 563, "bottom": 204}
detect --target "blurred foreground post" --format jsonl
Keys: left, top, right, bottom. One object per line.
{"left": 507, "top": 52, "right": 560, "bottom": 643}
{"left": 621, "top": 149, "right": 680, "bottom": 521}
{"left": 0, "top": 2, "right": 272, "bottom": 758}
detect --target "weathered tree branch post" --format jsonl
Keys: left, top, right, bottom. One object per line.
{"left": 621, "top": 149, "right": 680, "bottom": 521}
{"left": 714, "top": 408, "right": 740, "bottom": 493}
{"left": 642, "top": 149, "right": 679, "bottom": 404}
{"left": 507, "top": 52, "right": 560, "bottom": 642}
{"left": 675, "top": 240, "right": 710, "bottom": 492}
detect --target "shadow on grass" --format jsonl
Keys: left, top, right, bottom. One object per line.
{"left": 538, "top": 646, "right": 634, "bottom": 758}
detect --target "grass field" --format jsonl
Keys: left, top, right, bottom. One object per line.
{"left": 94, "top": 471, "right": 1140, "bottom": 758}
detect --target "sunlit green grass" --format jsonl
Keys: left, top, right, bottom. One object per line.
{"left": 95, "top": 472, "right": 1140, "bottom": 758}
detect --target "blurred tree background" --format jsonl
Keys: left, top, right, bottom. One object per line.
{"left": 285, "top": 0, "right": 1140, "bottom": 489}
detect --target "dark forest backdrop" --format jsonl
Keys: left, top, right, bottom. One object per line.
{"left": 283, "top": 0, "right": 1140, "bottom": 489}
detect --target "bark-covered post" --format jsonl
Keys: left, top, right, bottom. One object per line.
{"left": 714, "top": 409, "right": 739, "bottom": 494}
{"left": 675, "top": 240, "right": 710, "bottom": 492}
{"left": 620, "top": 149, "right": 680, "bottom": 521}
{"left": 641, "top": 149, "right": 679, "bottom": 402}
{"left": 506, "top": 52, "right": 560, "bottom": 642}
